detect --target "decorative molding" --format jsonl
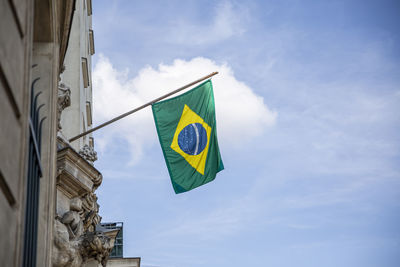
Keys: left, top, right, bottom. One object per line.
{"left": 57, "top": 146, "right": 102, "bottom": 198}
{"left": 81, "top": 191, "right": 101, "bottom": 232}
{"left": 60, "top": 198, "right": 84, "bottom": 241}
{"left": 79, "top": 144, "right": 98, "bottom": 164}
{"left": 57, "top": 82, "right": 71, "bottom": 131}
{"left": 80, "top": 231, "right": 114, "bottom": 266}
{"left": 53, "top": 145, "right": 115, "bottom": 267}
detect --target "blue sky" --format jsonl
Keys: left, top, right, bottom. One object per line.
{"left": 91, "top": 1, "right": 400, "bottom": 266}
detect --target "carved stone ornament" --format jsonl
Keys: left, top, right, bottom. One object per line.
{"left": 57, "top": 83, "right": 71, "bottom": 131}
{"left": 79, "top": 144, "right": 98, "bottom": 164}
{"left": 60, "top": 198, "right": 84, "bottom": 241}
{"left": 53, "top": 220, "right": 113, "bottom": 267}
{"left": 80, "top": 231, "right": 114, "bottom": 267}
{"left": 52, "top": 220, "right": 83, "bottom": 267}
{"left": 81, "top": 192, "right": 101, "bottom": 232}
{"left": 53, "top": 146, "right": 113, "bottom": 267}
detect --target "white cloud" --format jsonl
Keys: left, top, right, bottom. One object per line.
{"left": 168, "top": 1, "right": 249, "bottom": 45}
{"left": 93, "top": 55, "right": 276, "bottom": 164}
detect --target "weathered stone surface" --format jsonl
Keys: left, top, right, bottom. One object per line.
{"left": 61, "top": 198, "right": 84, "bottom": 241}
{"left": 82, "top": 192, "right": 101, "bottom": 233}
{"left": 53, "top": 145, "right": 114, "bottom": 267}
{"left": 80, "top": 231, "right": 114, "bottom": 266}
{"left": 52, "top": 220, "right": 83, "bottom": 267}
{"left": 56, "top": 146, "right": 102, "bottom": 198}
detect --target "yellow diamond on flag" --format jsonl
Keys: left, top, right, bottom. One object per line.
{"left": 170, "top": 105, "right": 212, "bottom": 175}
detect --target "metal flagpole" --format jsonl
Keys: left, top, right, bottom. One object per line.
{"left": 69, "top": 71, "right": 219, "bottom": 142}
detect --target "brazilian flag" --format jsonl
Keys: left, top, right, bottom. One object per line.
{"left": 152, "top": 80, "right": 224, "bottom": 194}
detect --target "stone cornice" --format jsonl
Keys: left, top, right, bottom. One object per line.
{"left": 57, "top": 146, "right": 102, "bottom": 198}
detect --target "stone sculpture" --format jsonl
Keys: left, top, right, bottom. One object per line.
{"left": 79, "top": 144, "right": 98, "bottom": 164}
{"left": 61, "top": 198, "right": 84, "bottom": 240}
{"left": 57, "top": 83, "right": 71, "bottom": 131}
{"left": 80, "top": 231, "right": 114, "bottom": 266}
{"left": 53, "top": 143, "right": 114, "bottom": 267}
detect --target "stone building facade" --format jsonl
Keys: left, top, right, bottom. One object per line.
{"left": 0, "top": 0, "right": 131, "bottom": 266}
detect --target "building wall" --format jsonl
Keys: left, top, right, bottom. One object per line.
{"left": 31, "top": 41, "right": 59, "bottom": 266}
{"left": 0, "top": 0, "right": 75, "bottom": 266}
{"left": 61, "top": 0, "right": 94, "bottom": 151}
{"left": 0, "top": 0, "right": 34, "bottom": 266}
{"left": 107, "top": 258, "right": 141, "bottom": 267}
{"left": 0, "top": 1, "right": 122, "bottom": 266}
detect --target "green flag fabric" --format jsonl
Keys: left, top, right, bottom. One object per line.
{"left": 152, "top": 80, "right": 224, "bottom": 194}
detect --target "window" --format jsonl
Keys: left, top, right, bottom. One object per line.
{"left": 89, "top": 30, "right": 95, "bottom": 55}
{"left": 82, "top": 115, "right": 87, "bottom": 142}
{"left": 101, "top": 222, "right": 123, "bottom": 258}
{"left": 81, "top": 57, "right": 89, "bottom": 88}
{"left": 89, "top": 137, "right": 94, "bottom": 148}
{"left": 23, "top": 79, "right": 45, "bottom": 266}
{"left": 87, "top": 0, "right": 92, "bottom": 16}
{"left": 86, "top": 101, "right": 92, "bottom": 126}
